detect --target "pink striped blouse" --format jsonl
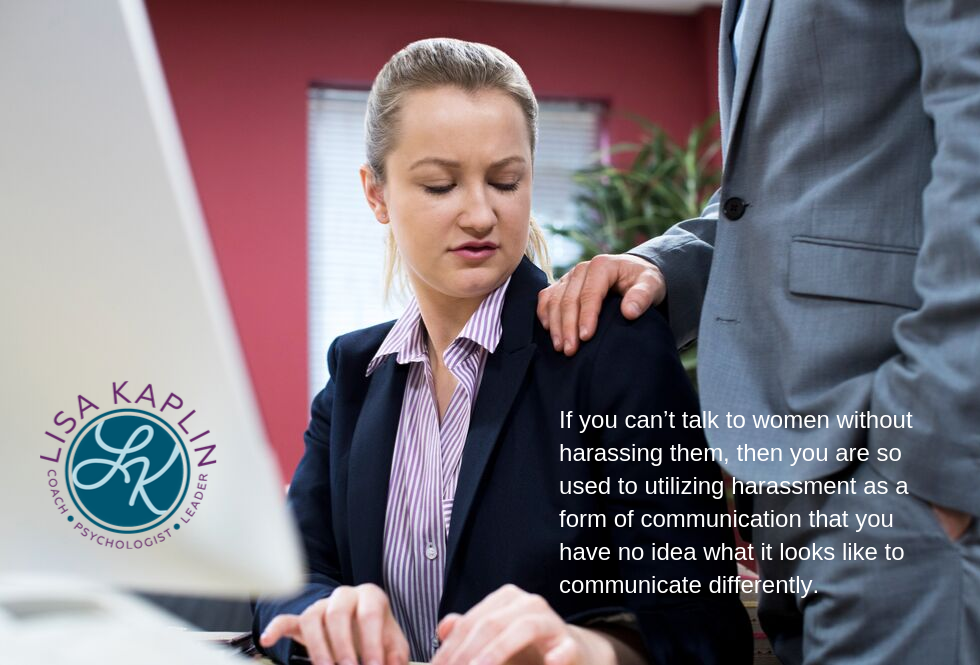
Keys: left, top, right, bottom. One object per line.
{"left": 364, "top": 278, "right": 510, "bottom": 661}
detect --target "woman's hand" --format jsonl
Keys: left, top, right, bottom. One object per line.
{"left": 259, "top": 583, "right": 410, "bottom": 665}
{"left": 431, "top": 584, "right": 619, "bottom": 665}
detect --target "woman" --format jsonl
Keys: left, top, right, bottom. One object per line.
{"left": 255, "top": 38, "right": 750, "bottom": 665}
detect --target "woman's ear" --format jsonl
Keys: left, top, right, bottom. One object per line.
{"left": 360, "top": 164, "right": 389, "bottom": 224}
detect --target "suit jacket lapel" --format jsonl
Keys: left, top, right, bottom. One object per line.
{"left": 442, "top": 258, "right": 543, "bottom": 594}
{"left": 725, "top": 0, "right": 773, "bottom": 158}
{"left": 347, "top": 357, "right": 407, "bottom": 585}
{"left": 718, "top": 0, "right": 739, "bottom": 151}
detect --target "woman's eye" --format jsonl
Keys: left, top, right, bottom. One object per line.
{"left": 423, "top": 181, "right": 520, "bottom": 195}
{"left": 423, "top": 184, "right": 455, "bottom": 195}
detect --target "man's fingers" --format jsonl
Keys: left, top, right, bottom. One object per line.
{"left": 575, "top": 256, "right": 622, "bottom": 347}
{"left": 546, "top": 278, "right": 569, "bottom": 351}
{"left": 537, "top": 282, "right": 556, "bottom": 331}
{"left": 620, "top": 277, "right": 659, "bottom": 320}
{"left": 260, "top": 614, "right": 301, "bottom": 647}
{"left": 619, "top": 260, "right": 665, "bottom": 319}
{"left": 558, "top": 262, "right": 592, "bottom": 355}
{"left": 538, "top": 254, "right": 667, "bottom": 354}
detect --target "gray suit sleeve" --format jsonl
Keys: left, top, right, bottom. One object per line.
{"left": 868, "top": 0, "right": 980, "bottom": 517}
{"left": 627, "top": 189, "right": 720, "bottom": 347}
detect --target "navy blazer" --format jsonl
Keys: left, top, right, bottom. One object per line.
{"left": 254, "top": 258, "right": 751, "bottom": 664}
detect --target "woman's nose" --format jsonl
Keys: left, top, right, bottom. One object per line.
{"left": 458, "top": 184, "right": 497, "bottom": 235}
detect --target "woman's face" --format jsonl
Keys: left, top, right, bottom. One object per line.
{"left": 363, "top": 86, "right": 533, "bottom": 306}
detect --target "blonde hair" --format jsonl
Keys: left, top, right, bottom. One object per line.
{"left": 365, "top": 37, "right": 553, "bottom": 298}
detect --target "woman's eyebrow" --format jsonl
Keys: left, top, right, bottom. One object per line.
{"left": 409, "top": 157, "right": 459, "bottom": 171}
{"left": 489, "top": 156, "right": 527, "bottom": 169}
{"left": 408, "top": 156, "right": 527, "bottom": 170}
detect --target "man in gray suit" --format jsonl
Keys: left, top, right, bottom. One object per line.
{"left": 539, "top": 1, "right": 979, "bottom": 662}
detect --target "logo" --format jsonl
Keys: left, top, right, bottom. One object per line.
{"left": 66, "top": 410, "right": 189, "bottom": 533}
{"left": 41, "top": 381, "right": 217, "bottom": 551}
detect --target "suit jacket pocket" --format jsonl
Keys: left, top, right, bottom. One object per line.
{"left": 788, "top": 236, "right": 921, "bottom": 309}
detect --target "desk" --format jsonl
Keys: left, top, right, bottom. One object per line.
{"left": 190, "top": 632, "right": 427, "bottom": 664}
{"left": 192, "top": 624, "right": 773, "bottom": 665}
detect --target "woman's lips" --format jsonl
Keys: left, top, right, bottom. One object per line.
{"left": 451, "top": 244, "right": 498, "bottom": 261}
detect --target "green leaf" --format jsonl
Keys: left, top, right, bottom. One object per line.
{"left": 557, "top": 113, "right": 721, "bottom": 275}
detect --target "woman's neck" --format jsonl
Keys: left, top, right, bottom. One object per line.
{"left": 410, "top": 281, "right": 484, "bottom": 423}
{"left": 416, "top": 290, "right": 482, "bottom": 360}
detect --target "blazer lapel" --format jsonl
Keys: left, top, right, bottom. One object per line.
{"left": 442, "top": 258, "right": 543, "bottom": 593}
{"left": 718, "top": 0, "right": 738, "bottom": 150}
{"left": 347, "top": 356, "right": 407, "bottom": 585}
{"left": 725, "top": 0, "right": 773, "bottom": 158}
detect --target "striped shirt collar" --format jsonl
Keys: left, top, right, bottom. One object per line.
{"left": 366, "top": 276, "right": 511, "bottom": 376}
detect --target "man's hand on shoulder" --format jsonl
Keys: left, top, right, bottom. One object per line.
{"left": 537, "top": 254, "right": 666, "bottom": 356}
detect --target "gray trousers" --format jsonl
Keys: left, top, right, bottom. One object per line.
{"left": 753, "top": 461, "right": 979, "bottom": 664}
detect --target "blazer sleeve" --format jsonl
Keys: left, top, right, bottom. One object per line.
{"left": 586, "top": 304, "right": 752, "bottom": 664}
{"left": 627, "top": 189, "right": 720, "bottom": 348}
{"left": 253, "top": 338, "right": 346, "bottom": 664}
{"left": 867, "top": 1, "right": 980, "bottom": 517}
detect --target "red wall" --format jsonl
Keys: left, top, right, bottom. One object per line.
{"left": 146, "top": 0, "right": 721, "bottom": 479}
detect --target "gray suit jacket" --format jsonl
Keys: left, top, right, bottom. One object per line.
{"left": 632, "top": 0, "right": 980, "bottom": 517}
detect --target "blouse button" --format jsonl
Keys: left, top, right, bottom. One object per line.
{"left": 425, "top": 543, "right": 438, "bottom": 560}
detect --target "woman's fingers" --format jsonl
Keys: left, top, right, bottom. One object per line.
{"left": 262, "top": 585, "right": 408, "bottom": 665}
{"left": 441, "top": 606, "right": 512, "bottom": 665}
{"left": 354, "top": 584, "right": 393, "bottom": 665}
{"left": 432, "top": 586, "right": 517, "bottom": 665}
{"left": 382, "top": 612, "right": 412, "bottom": 665}
{"left": 323, "top": 587, "right": 358, "bottom": 665}
{"left": 434, "top": 586, "right": 549, "bottom": 665}
{"left": 260, "top": 613, "right": 302, "bottom": 647}
{"left": 544, "top": 634, "right": 582, "bottom": 665}
{"left": 300, "top": 599, "right": 335, "bottom": 665}
{"left": 469, "top": 613, "right": 562, "bottom": 665}
{"left": 436, "top": 612, "right": 461, "bottom": 642}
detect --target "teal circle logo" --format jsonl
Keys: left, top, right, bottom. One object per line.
{"left": 65, "top": 409, "right": 189, "bottom": 533}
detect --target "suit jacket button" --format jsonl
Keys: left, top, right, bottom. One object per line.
{"left": 723, "top": 197, "right": 747, "bottom": 220}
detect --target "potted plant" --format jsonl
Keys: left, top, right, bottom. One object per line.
{"left": 549, "top": 113, "right": 721, "bottom": 384}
